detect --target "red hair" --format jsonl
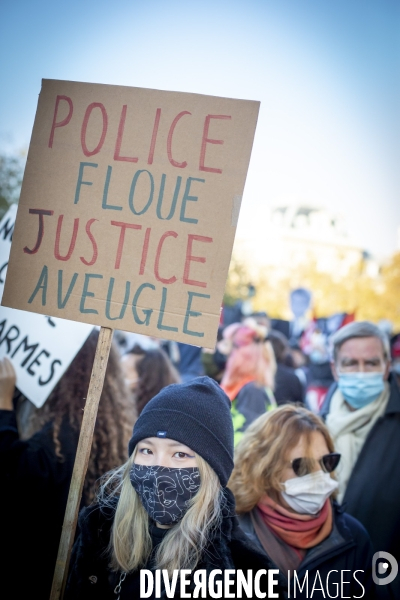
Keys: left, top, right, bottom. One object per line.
{"left": 220, "top": 326, "right": 276, "bottom": 399}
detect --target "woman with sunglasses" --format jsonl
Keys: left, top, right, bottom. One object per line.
{"left": 229, "top": 404, "right": 376, "bottom": 599}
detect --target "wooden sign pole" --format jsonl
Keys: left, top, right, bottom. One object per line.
{"left": 50, "top": 326, "right": 114, "bottom": 600}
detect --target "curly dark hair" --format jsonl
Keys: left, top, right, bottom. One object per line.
{"left": 19, "top": 329, "right": 136, "bottom": 502}
{"left": 127, "top": 344, "right": 180, "bottom": 414}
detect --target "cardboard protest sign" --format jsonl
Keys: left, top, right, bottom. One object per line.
{"left": 2, "top": 80, "right": 259, "bottom": 347}
{"left": 0, "top": 205, "right": 92, "bottom": 407}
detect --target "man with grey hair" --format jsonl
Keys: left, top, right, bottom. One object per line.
{"left": 320, "top": 320, "right": 400, "bottom": 583}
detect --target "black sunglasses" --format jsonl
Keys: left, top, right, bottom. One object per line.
{"left": 291, "top": 453, "right": 341, "bottom": 477}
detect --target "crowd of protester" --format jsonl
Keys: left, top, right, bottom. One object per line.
{"left": 1, "top": 301, "right": 399, "bottom": 598}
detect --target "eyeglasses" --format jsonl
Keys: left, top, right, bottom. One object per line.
{"left": 290, "top": 453, "right": 341, "bottom": 477}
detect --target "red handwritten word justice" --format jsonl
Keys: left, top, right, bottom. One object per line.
{"left": 24, "top": 210, "right": 212, "bottom": 288}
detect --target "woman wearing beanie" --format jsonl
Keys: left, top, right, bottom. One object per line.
{"left": 66, "top": 376, "right": 286, "bottom": 599}
{"left": 229, "top": 405, "right": 376, "bottom": 599}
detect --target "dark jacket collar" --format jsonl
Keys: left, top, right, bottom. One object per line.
{"left": 385, "top": 373, "right": 400, "bottom": 414}
{"left": 238, "top": 502, "right": 355, "bottom": 575}
{"left": 296, "top": 503, "right": 354, "bottom": 572}
{"left": 75, "top": 488, "right": 288, "bottom": 598}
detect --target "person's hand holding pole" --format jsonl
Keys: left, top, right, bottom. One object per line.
{"left": 0, "top": 357, "right": 16, "bottom": 410}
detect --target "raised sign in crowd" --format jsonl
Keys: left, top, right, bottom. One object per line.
{"left": 0, "top": 81, "right": 399, "bottom": 600}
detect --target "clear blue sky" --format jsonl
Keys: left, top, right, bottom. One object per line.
{"left": 1, "top": 0, "right": 399, "bottom": 257}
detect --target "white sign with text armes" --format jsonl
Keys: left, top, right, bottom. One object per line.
{"left": 0, "top": 205, "right": 92, "bottom": 407}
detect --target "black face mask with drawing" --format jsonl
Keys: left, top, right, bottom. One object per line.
{"left": 130, "top": 464, "right": 201, "bottom": 525}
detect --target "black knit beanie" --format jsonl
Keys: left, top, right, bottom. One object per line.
{"left": 128, "top": 376, "right": 234, "bottom": 487}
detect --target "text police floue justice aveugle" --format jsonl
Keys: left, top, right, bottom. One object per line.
{"left": 26, "top": 94, "right": 232, "bottom": 339}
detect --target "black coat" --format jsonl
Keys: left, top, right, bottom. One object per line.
{"left": 305, "top": 361, "right": 335, "bottom": 390}
{"left": 0, "top": 409, "right": 79, "bottom": 599}
{"left": 320, "top": 375, "right": 400, "bottom": 559}
{"left": 238, "top": 503, "right": 377, "bottom": 599}
{"left": 274, "top": 364, "right": 305, "bottom": 405}
{"left": 66, "top": 490, "right": 288, "bottom": 600}
{"left": 320, "top": 375, "right": 400, "bottom": 599}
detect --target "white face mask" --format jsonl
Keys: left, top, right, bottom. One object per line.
{"left": 281, "top": 470, "right": 339, "bottom": 515}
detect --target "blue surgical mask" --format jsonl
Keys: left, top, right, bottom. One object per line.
{"left": 310, "top": 350, "right": 327, "bottom": 364}
{"left": 337, "top": 372, "right": 385, "bottom": 409}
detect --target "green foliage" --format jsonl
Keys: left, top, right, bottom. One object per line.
{"left": 0, "top": 154, "right": 24, "bottom": 218}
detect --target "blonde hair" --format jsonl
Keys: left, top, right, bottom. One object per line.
{"left": 228, "top": 404, "right": 335, "bottom": 514}
{"left": 98, "top": 451, "right": 223, "bottom": 575}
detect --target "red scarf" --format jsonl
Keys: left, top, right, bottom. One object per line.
{"left": 257, "top": 495, "right": 332, "bottom": 550}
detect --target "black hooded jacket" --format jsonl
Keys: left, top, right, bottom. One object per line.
{"left": 66, "top": 489, "right": 288, "bottom": 600}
